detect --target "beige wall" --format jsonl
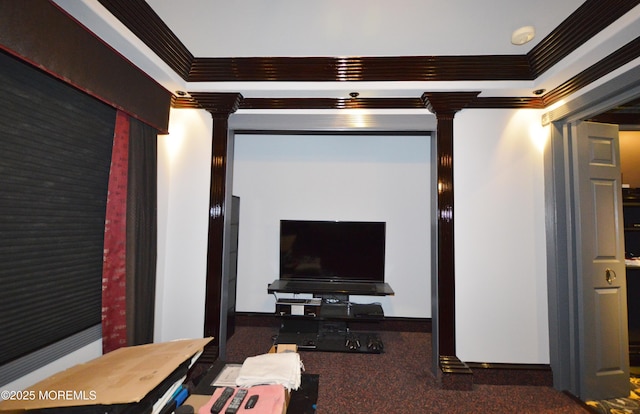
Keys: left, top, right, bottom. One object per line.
{"left": 621, "top": 130, "right": 640, "bottom": 188}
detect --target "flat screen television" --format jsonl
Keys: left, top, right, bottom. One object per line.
{"left": 279, "top": 220, "right": 386, "bottom": 284}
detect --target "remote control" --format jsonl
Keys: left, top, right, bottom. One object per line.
{"left": 244, "top": 395, "right": 259, "bottom": 409}
{"left": 224, "top": 388, "right": 248, "bottom": 414}
{"left": 210, "top": 387, "right": 235, "bottom": 414}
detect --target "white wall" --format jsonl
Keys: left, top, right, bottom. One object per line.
{"left": 231, "top": 133, "right": 431, "bottom": 317}
{"left": 454, "top": 108, "right": 549, "bottom": 364}
{"left": 156, "top": 107, "right": 550, "bottom": 363}
{"left": 156, "top": 108, "right": 212, "bottom": 342}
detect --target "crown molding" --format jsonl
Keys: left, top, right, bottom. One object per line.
{"left": 527, "top": 0, "right": 638, "bottom": 77}
{"left": 188, "top": 55, "right": 532, "bottom": 82}
{"left": 97, "top": 0, "right": 193, "bottom": 80}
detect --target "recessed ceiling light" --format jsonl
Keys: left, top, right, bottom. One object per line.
{"left": 511, "top": 26, "right": 535, "bottom": 46}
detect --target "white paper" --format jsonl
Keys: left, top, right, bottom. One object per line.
{"left": 211, "top": 364, "right": 242, "bottom": 387}
{"left": 292, "top": 304, "right": 304, "bottom": 315}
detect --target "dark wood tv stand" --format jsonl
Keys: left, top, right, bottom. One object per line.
{"left": 267, "top": 280, "right": 394, "bottom": 354}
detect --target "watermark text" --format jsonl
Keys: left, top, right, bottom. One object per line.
{"left": 1, "top": 389, "right": 97, "bottom": 401}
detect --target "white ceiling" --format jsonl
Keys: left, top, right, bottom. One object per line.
{"left": 145, "top": 0, "right": 582, "bottom": 57}
{"left": 52, "top": 0, "right": 640, "bottom": 109}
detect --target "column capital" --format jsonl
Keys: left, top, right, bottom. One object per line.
{"left": 190, "top": 92, "right": 243, "bottom": 116}
{"left": 421, "top": 92, "right": 480, "bottom": 117}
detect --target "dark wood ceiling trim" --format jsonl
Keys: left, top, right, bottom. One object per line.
{"left": 174, "top": 95, "right": 548, "bottom": 110}
{"left": 173, "top": 96, "right": 424, "bottom": 110}
{"left": 97, "top": 0, "right": 193, "bottom": 80}
{"left": 526, "top": 0, "right": 640, "bottom": 77}
{"left": 176, "top": 95, "right": 545, "bottom": 111}
{"left": 468, "top": 97, "right": 545, "bottom": 109}
{"left": 541, "top": 36, "right": 640, "bottom": 107}
{"left": 175, "top": 32, "right": 639, "bottom": 111}
{"left": 188, "top": 55, "right": 532, "bottom": 82}
{"left": 239, "top": 97, "right": 425, "bottom": 110}
{"left": 173, "top": 96, "right": 423, "bottom": 110}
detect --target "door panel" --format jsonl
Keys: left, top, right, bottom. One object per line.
{"left": 592, "top": 180, "right": 618, "bottom": 258}
{"left": 574, "top": 121, "right": 629, "bottom": 401}
{"left": 594, "top": 288, "right": 626, "bottom": 373}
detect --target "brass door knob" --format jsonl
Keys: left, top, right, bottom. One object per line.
{"left": 605, "top": 268, "right": 617, "bottom": 285}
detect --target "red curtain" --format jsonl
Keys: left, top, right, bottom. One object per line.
{"left": 102, "top": 110, "right": 130, "bottom": 353}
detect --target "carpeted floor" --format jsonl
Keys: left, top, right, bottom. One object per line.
{"left": 224, "top": 326, "right": 590, "bottom": 413}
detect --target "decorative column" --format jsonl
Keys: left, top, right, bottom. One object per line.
{"left": 422, "top": 92, "right": 479, "bottom": 390}
{"left": 190, "top": 92, "right": 243, "bottom": 351}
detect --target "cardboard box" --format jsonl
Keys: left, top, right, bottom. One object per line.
{"left": 0, "top": 337, "right": 213, "bottom": 412}
{"left": 268, "top": 344, "right": 298, "bottom": 354}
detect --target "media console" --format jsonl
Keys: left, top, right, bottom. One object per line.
{"left": 268, "top": 280, "right": 394, "bottom": 354}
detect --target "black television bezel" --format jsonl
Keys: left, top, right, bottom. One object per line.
{"left": 278, "top": 219, "right": 386, "bottom": 284}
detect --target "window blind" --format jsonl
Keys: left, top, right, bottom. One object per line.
{"left": 0, "top": 51, "right": 115, "bottom": 366}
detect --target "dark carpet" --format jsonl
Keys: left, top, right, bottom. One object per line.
{"left": 224, "top": 326, "right": 589, "bottom": 413}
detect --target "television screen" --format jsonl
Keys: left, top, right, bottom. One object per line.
{"left": 279, "top": 220, "right": 386, "bottom": 283}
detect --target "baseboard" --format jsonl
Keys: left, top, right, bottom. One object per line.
{"left": 235, "top": 312, "right": 281, "bottom": 328}
{"left": 465, "top": 362, "right": 553, "bottom": 386}
{"left": 234, "top": 312, "right": 431, "bottom": 332}
{"left": 440, "top": 355, "right": 473, "bottom": 390}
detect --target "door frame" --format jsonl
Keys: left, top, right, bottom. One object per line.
{"left": 216, "top": 114, "right": 438, "bottom": 360}
{"left": 543, "top": 65, "right": 640, "bottom": 395}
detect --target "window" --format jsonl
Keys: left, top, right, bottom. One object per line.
{"left": 0, "top": 51, "right": 115, "bottom": 371}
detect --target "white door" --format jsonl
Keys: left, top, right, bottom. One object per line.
{"left": 573, "top": 121, "right": 629, "bottom": 400}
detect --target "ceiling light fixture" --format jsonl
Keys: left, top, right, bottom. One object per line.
{"left": 511, "top": 26, "right": 535, "bottom": 45}
{"left": 349, "top": 92, "right": 359, "bottom": 98}
{"left": 533, "top": 88, "right": 546, "bottom": 95}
